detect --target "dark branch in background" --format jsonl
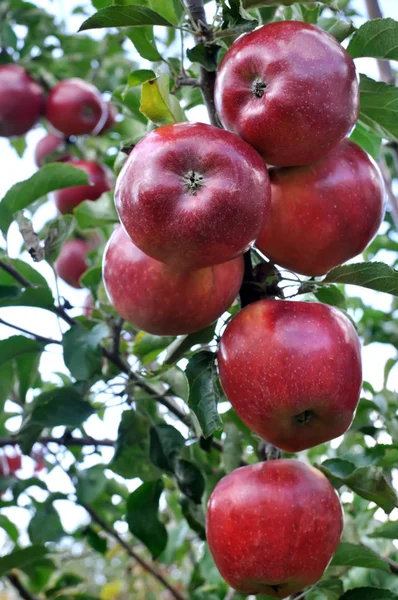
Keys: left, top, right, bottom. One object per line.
{"left": 7, "top": 573, "right": 39, "bottom": 600}
{"left": 83, "top": 503, "right": 187, "bottom": 600}
{"left": 0, "top": 435, "right": 115, "bottom": 448}
{"left": 184, "top": 0, "right": 219, "bottom": 126}
{"left": 0, "top": 317, "right": 61, "bottom": 346}
{"left": 365, "top": 0, "right": 395, "bottom": 83}
{"left": 239, "top": 250, "right": 255, "bottom": 308}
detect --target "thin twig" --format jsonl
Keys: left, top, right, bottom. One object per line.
{"left": 0, "top": 259, "right": 224, "bottom": 453}
{"left": 7, "top": 573, "right": 39, "bottom": 600}
{"left": 0, "top": 317, "right": 61, "bottom": 345}
{"left": 82, "top": 503, "right": 187, "bottom": 600}
{"left": 184, "top": 0, "right": 219, "bottom": 127}
{"left": 0, "top": 435, "right": 115, "bottom": 448}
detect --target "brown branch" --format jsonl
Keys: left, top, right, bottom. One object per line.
{"left": 365, "top": 0, "right": 395, "bottom": 83}
{"left": 0, "top": 317, "right": 61, "bottom": 346}
{"left": 184, "top": 0, "right": 219, "bottom": 127}
{"left": 7, "top": 573, "right": 39, "bottom": 600}
{"left": 83, "top": 503, "right": 187, "bottom": 600}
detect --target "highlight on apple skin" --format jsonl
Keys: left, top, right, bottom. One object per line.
{"left": 206, "top": 459, "right": 343, "bottom": 598}
{"left": 218, "top": 299, "right": 362, "bottom": 452}
{"left": 102, "top": 226, "right": 244, "bottom": 336}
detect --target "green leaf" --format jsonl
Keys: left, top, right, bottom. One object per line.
{"left": 16, "top": 351, "right": 42, "bottom": 404}
{"left": 223, "top": 422, "right": 242, "bottom": 474}
{"left": 150, "top": 424, "right": 185, "bottom": 472}
{"left": 0, "top": 284, "right": 54, "bottom": 311}
{"left": 164, "top": 324, "right": 216, "bottom": 364}
{"left": 174, "top": 458, "right": 205, "bottom": 504}
{"left": 128, "top": 69, "right": 156, "bottom": 87}
{"left": 0, "top": 546, "right": 48, "bottom": 577}
{"left": 0, "top": 163, "right": 89, "bottom": 234}
{"left": 62, "top": 323, "right": 108, "bottom": 381}
{"left": 28, "top": 500, "right": 64, "bottom": 544}
{"left": 187, "top": 42, "right": 221, "bottom": 72}
{"left": 0, "top": 336, "right": 44, "bottom": 368}
{"left": 75, "top": 465, "right": 107, "bottom": 504}
{"left": 348, "top": 18, "right": 398, "bottom": 61}
{"left": 359, "top": 75, "right": 398, "bottom": 141}
{"left": 73, "top": 192, "right": 118, "bottom": 230}
{"left": 133, "top": 332, "right": 175, "bottom": 365}
{"left": 322, "top": 263, "right": 398, "bottom": 297}
{"left": 19, "top": 386, "right": 94, "bottom": 453}
{"left": 339, "top": 589, "right": 398, "bottom": 600}
{"left": 43, "top": 215, "right": 74, "bottom": 264}
{"left": 369, "top": 520, "right": 398, "bottom": 539}
{"left": 185, "top": 351, "right": 222, "bottom": 438}
{"left": 126, "top": 27, "right": 163, "bottom": 62}
{"left": 350, "top": 120, "right": 382, "bottom": 160}
{"left": 0, "top": 514, "right": 19, "bottom": 542}
{"left": 22, "top": 558, "right": 55, "bottom": 594}
{"left": 79, "top": 6, "right": 175, "bottom": 31}
{"left": 109, "top": 410, "right": 160, "bottom": 481}
{"left": 9, "top": 137, "right": 27, "bottom": 158}
{"left": 222, "top": 0, "right": 258, "bottom": 33}
{"left": 317, "top": 17, "right": 355, "bottom": 42}
{"left": 80, "top": 266, "right": 102, "bottom": 297}
{"left": 316, "top": 578, "right": 344, "bottom": 600}
{"left": 330, "top": 543, "right": 390, "bottom": 572}
{"left": 126, "top": 480, "right": 167, "bottom": 559}
{"left": 140, "top": 72, "right": 185, "bottom": 125}
{"left": 314, "top": 285, "right": 347, "bottom": 310}
{"left": 319, "top": 460, "right": 398, "bottom": 513}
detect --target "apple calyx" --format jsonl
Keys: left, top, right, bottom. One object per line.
{"left": 182, "top": 170, "right": 205, "bottom": 195}
{"left": 294, "top": 409, "right": 314, "bottom": 425}
{"left": 252, "top": 78, "right": 267, "bottom": 98}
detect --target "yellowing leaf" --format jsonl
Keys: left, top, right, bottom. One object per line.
{"left": 140, "top": 73, "right": 185, "bottom": 126}
{"left": 100, "top": 580, "right": 123, "bottom": 600}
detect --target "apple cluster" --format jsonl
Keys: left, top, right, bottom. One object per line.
{"left": 0, "top": 66, "right": 117, "bottom": 288}
{"left": 101, "top": 21, "right": 385, "bottom": 599}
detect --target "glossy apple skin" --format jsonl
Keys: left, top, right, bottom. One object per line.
{"left": 55, "top": 239, "right": 90, "bottom": 288}
{"left": 97, "top": 103, "right": 117, "bottom": 134}
{"left": 0, "top": 65, "right": 44, "bottom": 137}
{"left": 34, "top": 133, "right": 71, "bottom": 167}
{"left": 215, "top": 21, "right": 359, "bottom": 167}
{"left": 45, "top": 78, "right": 106, "bottom": 136}
{"left": 207, "top": 460, "right": 343, "bottom": 598}
{"left": 115, "top": 122, "right": 270, "bottom": 269}
{"left": 218, "top": 300, "right": 362, "bottom": 452}
{"left": 103, "top": 226, "right": 244, "bottom": 335}
{"left": 54, "top": 160, "right": 112, "bottom": 214}
{"left": 256, "top": 141, "right": 385, "bottom": 276}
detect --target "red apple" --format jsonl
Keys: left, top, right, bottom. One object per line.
{"left": 115, "top": 122, "right": 270, "bottom": 269}
{"left": 218, "top": 299, "right": 362, "bottom": 452}
{"left": 0, "top": 65, "right": 44, "bottom": 137}
{"left": 55, "top": 238, "right": 91, "bottom": 288}
{"left": 256, "top": 141, "right": 385, "bottom": 276}
{"left": 34, "top": 133, "right": 71, "bottom": 167}
{"left": 97, "top": 102, "right": 117, "bottom": 134}
{"left": 54, "top": 160, "right": 112, "bottom": 214}
{"left": 45, "top": 78, "right": 107, "bottom": 136}
{"left": 207, "top": 459, "right": 343, "bottom": 598}
{"left": 102, "top": 226, "right": 244, "bottom": 335}
{"left": 215, "top": 21, "right": 359, "bottom": 167}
